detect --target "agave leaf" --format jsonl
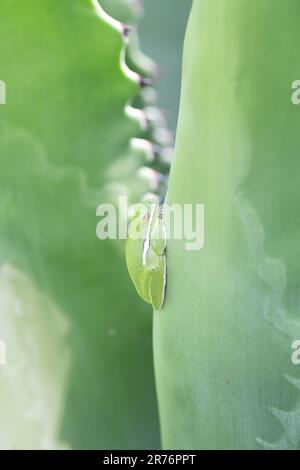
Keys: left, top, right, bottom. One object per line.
{"left": 0, "top": 0, "right": 159, "bottom": 449}
{"left": 154, "top": 0, "right": 300, "bottom": 450}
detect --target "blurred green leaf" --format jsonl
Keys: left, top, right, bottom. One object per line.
{"left": 0, "top": 0, "right": 159, "bottom": 449}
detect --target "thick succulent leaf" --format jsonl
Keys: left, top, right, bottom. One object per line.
{"left": 154, "top": 0, "right": 300, "bottom": 450}
{"left": 0, "top": 0, "right": 159, "bottom": 449}
{"left": 101, "top": 0, "right": 158, "bottom": 79}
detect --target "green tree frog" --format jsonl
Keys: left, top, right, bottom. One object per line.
{"left": 125, "top": 198, "right": 167, "bottom": 310}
